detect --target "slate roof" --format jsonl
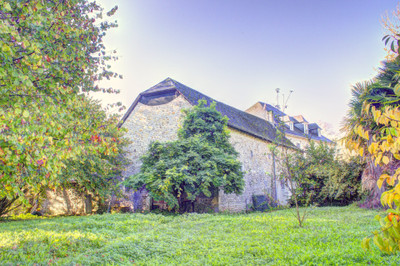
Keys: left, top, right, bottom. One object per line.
{"left": 120, "top": 78, "right": 293, "bottom": 146}
{"left": 292, "top": 115, "right": 308, "bottom": 123}
{"left": 257, "top": 101, "right": 332, "bottom": 143}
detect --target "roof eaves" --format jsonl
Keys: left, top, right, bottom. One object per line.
{"left": 118, "top": 93, "right": 143, "bottom": 128}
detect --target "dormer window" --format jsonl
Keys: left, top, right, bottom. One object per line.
{"left": 304, "top": 123, "right": 309, "bottom": 135}
{"left": 289, "top": 122, "right": 294, "bottom": 131}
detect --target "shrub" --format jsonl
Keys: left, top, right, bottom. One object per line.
{"left": 125, "top": 100, "right": 244, "bottom": 212}
{"left": 290, "top": 142, "right": 365, "bottom": 206}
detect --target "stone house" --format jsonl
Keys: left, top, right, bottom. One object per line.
{"left": 120, "top": 78, "right": 295, "bottom": 212}
{"left": 246, "top": 102, "right": 333, "bottom": 149}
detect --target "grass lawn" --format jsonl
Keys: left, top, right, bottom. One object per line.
{"left": 1, "top": 206, "right": 400, "bottom": 265}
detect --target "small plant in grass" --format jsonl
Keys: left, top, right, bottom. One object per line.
{"left": 270, "top": 143, "right": 312, "bottom": 227}
{"left": 267, "top": 116, "right": 313, "bottom": 227}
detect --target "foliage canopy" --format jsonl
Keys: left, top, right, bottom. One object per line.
{"left": 288, "top": 142, "right": 364, "bottom": 207}
{"left": 126, "top": 100, "right": 244, "bottom": 212}
{"left": 0, "top": 0, "right": 126, "bottom": 215}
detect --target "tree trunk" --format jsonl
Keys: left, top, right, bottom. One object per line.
{"left": 360, "top": 161, "right": 384, "bottom": 209}
{"left": 0, "top": 197, "right": 17, "bottom": 217}
{"left": 84, "top": 194, "right": 92, "bottom": 214}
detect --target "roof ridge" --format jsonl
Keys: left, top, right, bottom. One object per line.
{"left": 120, "top": 78, "right": 295, "bottom": 147}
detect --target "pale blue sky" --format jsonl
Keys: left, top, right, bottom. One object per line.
{"left": 95, "top": 0, "right": 398, "bottom": 134}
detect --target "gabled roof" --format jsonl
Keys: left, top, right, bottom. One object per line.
{"left": 293, "top": 115, "right": 308, "bottom": 123}
{"left": 120, "top": 78, "right": 293, "bottom": 146}
{"left": 261, "top": 102, "right": 286, "bottom": 117}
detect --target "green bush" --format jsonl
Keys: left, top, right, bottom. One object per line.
{"left": 125, "top": 100, "right": 244, "bottom": 212}
{"left": 290, "top": 142, "right": 365, "bottom": 206}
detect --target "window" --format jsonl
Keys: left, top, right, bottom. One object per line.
{"left": 304, "top": 124, "right": 309, "bottom": 135}
{"left": 289, "top": 122, "right": 294, "bottom": 131}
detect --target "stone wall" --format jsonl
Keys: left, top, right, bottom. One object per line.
{"left": 122, "top": 95, "right": 291, "bottom": 212}
{"left": 122, "top": 95, "right": 192, "bottom": 211}
{"left": 219, "top": 128, "right": 290, "bottom": 212}
{"left": 41, "top": 188, "right": 93, "bottom": 215}
{"left": 123, "top": 95, "right": 191, "bottom": 177}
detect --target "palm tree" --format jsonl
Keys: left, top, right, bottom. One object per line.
{"left": 342, "top": 61, "right": 400, "bottom": 208}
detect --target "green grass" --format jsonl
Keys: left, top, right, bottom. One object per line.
{"left": 1, "top": 206, "right": 399, "bottom": 265}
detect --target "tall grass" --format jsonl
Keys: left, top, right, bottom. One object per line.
{"left": 1, "top": 206, "right": 399, "bottom": 265}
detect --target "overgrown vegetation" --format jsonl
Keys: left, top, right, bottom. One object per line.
{"left": 1, "top": 206, "right": 398, "bottom": 265}
{"left": 289, "top": 142, "right": 365, "bottom": 207}
{"left": 125, "top": 100, "right": 244, "bottom": 212}
{"left": 0, "top": 1, "right": 127, "bottom": 216}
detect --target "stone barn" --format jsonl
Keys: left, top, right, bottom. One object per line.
{"left": 120, "top": 78, "right": 293, "bottom": 212}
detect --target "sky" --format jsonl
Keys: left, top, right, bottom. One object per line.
{"left": 94, "top": 0, "right": 399, "bottom": 135}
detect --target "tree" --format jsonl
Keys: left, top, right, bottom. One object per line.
{"left": 288, "top": 142, "right": 364, "bottom": 207}
{"left": 56, "top": 98, "right": 130, "bottom": 213}
{"left": 125, "top": 100, "right": 244, "bottom": 213}
{"left": 268, "top": 118, "right": 309, "bottom": 227}
{"left": 342, "top": 81, "right": 386, "bottom": 208}
{"left": 271, "top": 144, "right": 308, "bottom": 227}
{"left": 345, "top": 5, "right": 400, "bottom": 254}
{"left": 343, "top": 58, "right": 400, "bottom": 208}
{"left": 0, "top": 1, "right": 123, "bottom": 216}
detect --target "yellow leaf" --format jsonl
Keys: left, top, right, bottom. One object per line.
{"left": 359, "top": 147, "right": 364, "bottom": 157}
{"left": 365, "top": 131, "right": 369, "bottom": 140}
{"left": 383, "top": 156, "right": 390, "bottom": 165}
{"left": 369, "top": 142, "right": 378, "bottom": 155}
{"left": 374, "top": 109, "right": 382, "bottom": 121}
{"left": 378, "top": 176, "right": 386, "bottom": 189}
{"left": 394, "top": 193, "right": 400, "bottom": 201}
{"left": 388, "top": 193, "right": 394, "bottom": 208}
{"left": 376, "top": 153, "right": 383, "bottom": 165}
{"left": 356, "top": 125, "right": 363, "bottom": 136}
{"left": 381, "top": 192, "right": 388, "bottom": 206}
